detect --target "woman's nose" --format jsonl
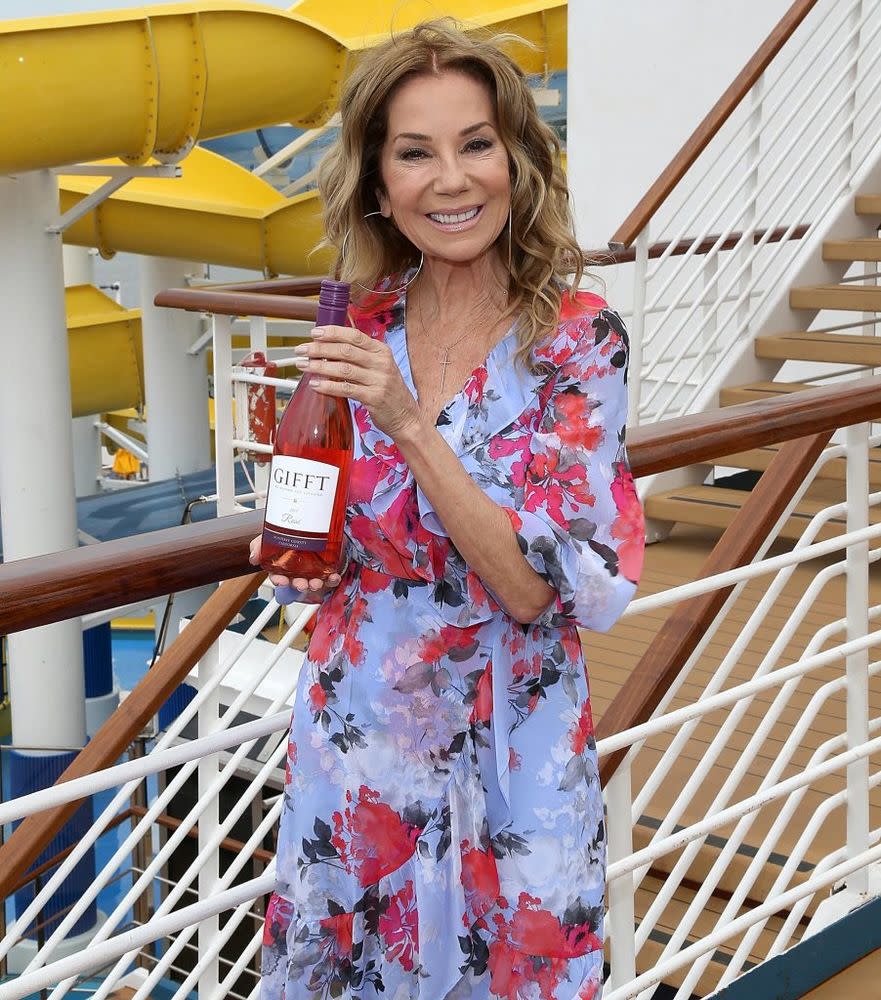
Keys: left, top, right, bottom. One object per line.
{"left": 433, "top": 155, "right": 468, "bottom": 194}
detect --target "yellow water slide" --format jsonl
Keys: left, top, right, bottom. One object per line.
{"left": 292, "top": 0, "right": 566, "bottom": 72}
{"left": 0, "top": 3, "right": 346, "bottom": 175}
{"left": 60, "top": 148, "right": 329, "bottom": 277}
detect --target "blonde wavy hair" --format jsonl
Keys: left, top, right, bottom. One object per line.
{"left": 317, "top": 19, "right": 587, "bottom": 369}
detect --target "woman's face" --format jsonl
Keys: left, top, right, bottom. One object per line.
{"left": 377, "top": 70, "right": 512, "bottom": 269}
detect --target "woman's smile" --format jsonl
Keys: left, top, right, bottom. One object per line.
{"left": 426, "top": 204, "right": 484, "bottom": 231}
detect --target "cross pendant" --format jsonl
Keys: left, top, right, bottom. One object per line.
{"left": 439, "top": 354, "right": 453, "bottom": 393}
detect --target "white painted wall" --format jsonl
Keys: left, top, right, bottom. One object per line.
{"left": 568, "top": 0, "right": 792, "bottom": 253}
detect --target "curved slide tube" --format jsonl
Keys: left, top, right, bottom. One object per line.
{"left": 0, "top": 3, "right": 346, "bottom": 175}
{"left": 59, "top": 147, "right": 331, "bottom": 276}
{"left": 291, "top": 0, "right": 567, "bottom": 73}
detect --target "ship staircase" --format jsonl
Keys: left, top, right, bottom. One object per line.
{"left": 2, "top": 0, "right": 881, "bottom": 998}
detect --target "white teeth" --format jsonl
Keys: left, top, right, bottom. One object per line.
{"left": 429, "top": 207, "right": 480, "bottom": 224}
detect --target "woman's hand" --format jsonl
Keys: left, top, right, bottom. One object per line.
{"left": 248, "top": 536, "right": 342, "bottom": 602}
{"left": 293, "top": 326, "right": 421, "bottom": 439}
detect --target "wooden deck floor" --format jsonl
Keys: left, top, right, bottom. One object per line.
{"left": 584, "top": 524, "right": 881, "bottom": 992}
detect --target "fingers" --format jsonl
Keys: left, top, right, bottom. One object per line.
{"left": 272, "top": 572, "right": 343, "bottom": 606}
{"left": 249, "top": 536, "right": 262, "bottom": 565}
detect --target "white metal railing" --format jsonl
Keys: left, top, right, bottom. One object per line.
{"left": 627, "top": 0, "right": 881, "bottom": 426}
{"left": 600, "top": 422, "right": 881, "bottom": 998}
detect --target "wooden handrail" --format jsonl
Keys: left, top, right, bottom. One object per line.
{"left": 3, "top": 376, "right": 881, "bottom": 637}
{"left": 0, "top": 508, "right": 263, "bottom": 635}
{"left": 154, "top": 286, "right": 319, "bottom": 322}
{"left": 589, "top": 224, "right": 809, "bottom": 267}
{"left": 610, "top": 0, "right": 821, "bottom": 248}
{"left": 0, "top": 574, "right": 264, "bottom": 901}
{"left": 596, "top": 431, "right": 833, "bottom": 784}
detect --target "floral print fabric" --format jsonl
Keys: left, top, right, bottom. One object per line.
{"left": 261, "top": 284, "right": 644, "bottom": 999}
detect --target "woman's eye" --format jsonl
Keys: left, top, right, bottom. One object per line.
{"left": 399, "top": 148, "right": 428, "bottom": 161}
{"left": 464, "top": 138, "right": 493, "bottom": 153}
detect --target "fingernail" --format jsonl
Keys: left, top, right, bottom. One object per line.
{"left": 274, "top": 585, "right": 304, "bottom": 605}
{"left": 310, "top": 327, "right": 326, "bottom": 339}
{"left": 293, "top": 344, "right": 307, "bottom": 356}
{"left": 294, "top": 357, "right": 310, "bottom": 369}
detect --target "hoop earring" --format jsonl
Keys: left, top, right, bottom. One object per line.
{"left": 339, "top": 211, "right": 424, "bottom": 295}
{"left": 507, "top": 206, "right": 513, "bottom": 273}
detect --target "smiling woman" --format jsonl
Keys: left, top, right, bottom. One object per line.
{"left": 253, "top": 19, "right": 645, "bottom": 1000}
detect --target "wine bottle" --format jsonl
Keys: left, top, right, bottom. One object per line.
{"left": 260, "top": 279, "right": 353, "bottom": 580}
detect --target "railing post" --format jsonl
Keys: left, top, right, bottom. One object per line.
{"left": 197, "top": 638, "right": 222, "bottom": 996}
{"left": 212, "top": 314, "right": 237, "bottom": 517}
{"left": 605, "top": 759, "right": 637, "bottom": 991}
{"left": 628, "top": 226, "right": 649, "bottom": 427}
{"left": 737, "top": 73, "right": 764, "bottom": 339}
{"left": 248, "top": 315, "right": 272, "bottom": 506}
{"left": 842, "top": 0, "right": 864, "bottom": 186}
{"left": 845, "top": 420, "right": 870, "bottom": 896}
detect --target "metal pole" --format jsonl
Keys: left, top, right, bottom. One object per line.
{"left": 628, "top": 227, "right": 649, "bottom": 428}
{"left": 213, "top": 315, "right": 237, "bottom": 516}
{"left": 737, "top": 74, "right": 764, "bottom": 343}
{"left": 605, "top": 760, "right": 636, "bottom": 992}
{"left": 197, "top": 640, "right": 222, "bottom": 996}
{"left": 130, "top": 737, "right": 153, "bottom": 968}
{"left": 0, "top": 171, "right": 86, "bottom": 752}
{"left": 139, "top": 257, "right": 211, "bottom": 482}
{"left": 845, "top": 420, "right": 870, "bottom": 895}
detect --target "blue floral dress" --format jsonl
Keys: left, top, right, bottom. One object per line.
{"left": 261, "top": 285, "right": 644, "bottom": 1000}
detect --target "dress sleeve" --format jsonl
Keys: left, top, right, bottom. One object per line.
{"left": 502, "top": 308, "right": 645, "bottom": 631}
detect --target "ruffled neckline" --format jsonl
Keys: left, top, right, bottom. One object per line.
{"left": 353, "top": 278, "right": 547, "bottom": 467}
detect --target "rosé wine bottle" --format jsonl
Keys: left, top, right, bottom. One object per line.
{"left": 260, "top": 280, "right": 352, "bottom": 580}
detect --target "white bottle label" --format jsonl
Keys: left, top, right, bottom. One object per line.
{"left": 265, "top": 455, "right": 340, "bottom": 536}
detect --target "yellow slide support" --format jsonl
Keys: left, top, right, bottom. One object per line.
{"left": 65, "top": 285, "right": 144, "bottom": 416}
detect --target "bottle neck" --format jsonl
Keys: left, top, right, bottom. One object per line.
{"left": 315, "top": 303, "right": 348, "bottom": 327}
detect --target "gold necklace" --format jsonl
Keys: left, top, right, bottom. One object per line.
{"left": 415, "top": 298, "right": 495, "bottom": 394}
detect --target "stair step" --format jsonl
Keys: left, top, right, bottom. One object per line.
{"left": 755, "top": 331, "right": 881, "bottom": 365}
{"left": 854, "top": 193, "right": 881, "bottom": 215}
{"left": 644, "top": 485, "right": 881, "bottom": 540}
{"left": 634, "top": 825, "right": 819, "bottom": 922}
{"left": 635, "top": 873, "right": 798, "bottom": 995}
{"left": 790, "top": 283, "right": 881, "bottom": 311}
{"left": 719, "top": 380, "right": 813, "bottom": 406}
{"left": 823, "top": 237, "right": 881, "bottom": 262}
{"left": 715, "top": 443, "right": 881, "bottom": 486}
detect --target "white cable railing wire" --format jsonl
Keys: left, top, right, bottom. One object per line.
{"left": 628, "top": 0, "right": 881, "bottom": 425}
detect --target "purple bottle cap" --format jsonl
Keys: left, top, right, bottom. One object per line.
{"left": 316, "top": 279, "right": 351, "bottom": 328}
{"left": 319, "top": 280, "right": 351, "bottom": 311}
